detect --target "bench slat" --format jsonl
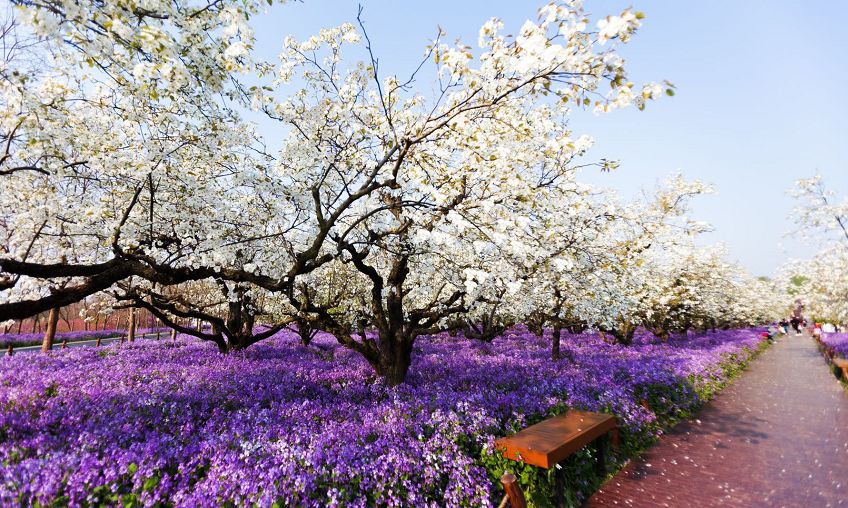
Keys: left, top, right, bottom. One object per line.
{"left": 495, "top": 410, "right": 617, "bottom": 469}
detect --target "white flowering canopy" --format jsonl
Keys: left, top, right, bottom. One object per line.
{"left": 0, "top": 0, "right": 781, "bottom": 380}
{"left": 780, "top": 175, "right": 848, "bottom": 324}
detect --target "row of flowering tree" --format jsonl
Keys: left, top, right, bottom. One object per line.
{"left": 0, "top": 0, "right": 783, "bottom": 384}
{"left": 779, "top": 175, "right": 848, "bottom": 323}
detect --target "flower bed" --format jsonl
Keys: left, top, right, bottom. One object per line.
{"left": 820, "top": 332, "right": 848, "bottom": 358}
{"left": 0, "top": 328, "right": 169, "bottom": 348}
{"left": 0, "top": 327, "right": 768, "bottom": 507}
{"left": 817, "top": 333, "right": 848, "bottom": 385}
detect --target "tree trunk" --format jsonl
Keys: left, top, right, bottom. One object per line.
{"left": 127, "top": 307, "right": 136, "bottom": 342}
{"left": 616, "top": 326, "right": 635, "bottom": 346}
{"left": 551, "top": 325, "right": 562, "bottom": 361}
{"left": 170, "top": 328, "right": 177, "bottom": 341}
{"left": 325, "top": 250, "right": 424, "bottom": 386}
{"left": 602, "top": 323, "right": 636, "bottom": 346}
{"left": 42, "top": 307, "right": 60, "bottom": 353}
{"left": 527, "top": 314, "right": 546, "bottom": 337}
{"left": 650, "top": 326, "right": 669, "bottom": 342}
{"left": 210, "top": 323, "right": 231, "bottom": 353}
{"left": 375, "top": 339, "right": 414, "bottom": 387}
{"left": 292, "top": 318, "right": 318, "bottom": 346}
{"left": 568, "top": 323, "right": 588, "bottom": 334}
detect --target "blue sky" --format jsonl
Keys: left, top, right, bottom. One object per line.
{"left": 250, "top": 0, "right": 848, "bottom": 276}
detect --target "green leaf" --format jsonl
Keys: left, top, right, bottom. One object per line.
{"left": 142, "top": 476, "right": 160, "bottom": 492}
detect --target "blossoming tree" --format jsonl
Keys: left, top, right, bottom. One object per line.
{"left": 0, "top": 0, "right": 783, "bottom": 386}
{"left": 0, "top": 0, "right": 677, "bottom": 382}
{"left": 781, "top": 175, "right": 848, "bottom": 323}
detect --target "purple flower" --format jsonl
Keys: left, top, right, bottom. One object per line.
{"left": 0, "top": 327, "right": 766, "bottom": 506}
{"left": 821, "top": 333, "right": 848, "bottom": 357}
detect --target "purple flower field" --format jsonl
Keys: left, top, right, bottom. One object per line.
{"left": 0, "top": 328, "right": 169, "bottom": 348}
{"left": 821, "top": 333, "right": 848, "bottom": 357}
{"left": 0, "top": 327, "right": 768, "bottom": 507}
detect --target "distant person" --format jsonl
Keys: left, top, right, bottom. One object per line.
{"left": 766, "top": 326, "right": 777, "bottom": 342}
{"left": 789, "top": 317, "right": 801, "bottom": 334}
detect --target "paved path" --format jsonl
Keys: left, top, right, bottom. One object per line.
{"left": 585, "top": 335, "right": 848, "bottom": 507}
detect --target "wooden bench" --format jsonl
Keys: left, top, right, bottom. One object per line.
{"left": 495, "top": 410, "right": 619, "bottom": 507}
{"left": 833, "top": 357, "right": 848, "bottom": 380}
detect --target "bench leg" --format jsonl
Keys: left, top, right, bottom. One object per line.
{"left": 500, "top": 473, "right": 527, "bottom": 508}
{"left": 595, "top": 434, "right": 608, "bottom": 477}
{"left": 554, "top": 466, "right": 567, "bottom": 508}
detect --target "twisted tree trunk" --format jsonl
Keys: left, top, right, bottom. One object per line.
{"left": 551, "top": 324, "right": 562, "bottom": 360}
{"left": 127, "top": 307, "right": 136, "bottom": 342}
{"left": 41, "top": 307, "right": 59, "bottom": 353}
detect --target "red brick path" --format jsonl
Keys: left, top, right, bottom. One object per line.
{"left": 585, "top": 335, "right": 848, "bottom": 507}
